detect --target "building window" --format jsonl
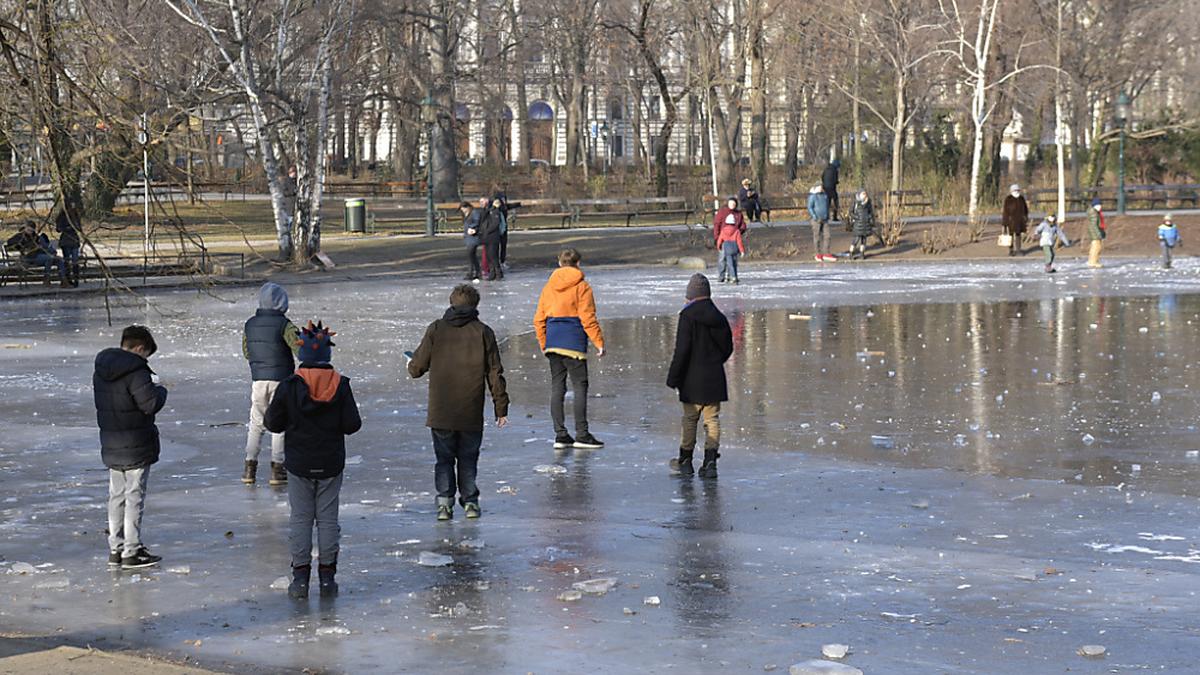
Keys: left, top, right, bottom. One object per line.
{"left": 613, "top": 134, "right": 624, "bottom": 158}
{"left": 648, "top": 96, "right": 661, "bottom": 120}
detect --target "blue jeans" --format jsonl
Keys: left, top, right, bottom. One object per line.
{"left": 718, "top": 241, "right": 739, "bottom": 280}
{"left": 432, "top": 429, "right": 482, "bottom": 505}
{"left": 26, "top": 251, "right": 63, "bottom": 279}
{"left": 61, "top": 246, "right": 79, "bottom": 281}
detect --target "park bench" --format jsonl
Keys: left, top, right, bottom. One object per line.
{"left": 884, "top": 189, "right": 934, "bottom": 214}
{"left": 368, "top": 201, "right": 458, "bottom": 234}
{"left": 625, "top": 197, "right": 693, "bottom": 225}
{"left": 568, "top": 197, "right": 692, "bottom": 227}
{"left": 507, "top": 198, "right": 575, "bottom": 229}
{"left": 0, "top": 246, "right": 40, "bottom": 287}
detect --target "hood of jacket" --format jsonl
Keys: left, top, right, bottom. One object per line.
{"left": 547, "top": 266, "right": 585, "bottom": 293}
{"left": 443, "top": 305, "right": 480, "bottom": 327}
{"left": 94, "top": 347, "right": 151, "bottom": 382}
{"left": 296, "top": 364, "right": 343, "bottom": 404}
{"left": 682, "top": 298, "right": 727, "bottom": 327}
{"left": 259, "top": 282, "right": 289, "bottom": 312}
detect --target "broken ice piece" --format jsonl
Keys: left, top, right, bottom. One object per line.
{"left": 1186, "top": 450, "right": 1200, "bottom": 459}
{"left": 167, "top": 565, "right": 191, "bottom": 575}
{"left": 496, "top": 485, "right": 519, "bottom": 494}
{"left": 643, "top": 596, "right": 661, "bottom": 606}
{"left": 1077, "top": 644, "right": 1106, "bottom": 658}
{"left": 557, "top": 590, "right": 583, "bottom": 602}
{"left": 788, "top": 314, "right": 811, "bottom": 320}
{"left": 345, "top": 455, "right": 363, "bottom": 465}
{"left": 571, "top": 577, "right": 618, "bottom": 595}
{"left": 623, "top": 607, "right": 636, "bottom": 615}
{"left": 269, "top": 576, "right": 289, "bottom": 590}
{"left": 9, "top": 562, "right": 36, "bottom": 575}
{"left": 316, "top": 626, "right": 352, "bottom": 636}
{"left": 870, "top": 435, "right": 895, "bottom": 449}
{"left": 458, "top": 539, "right": 485, "bottom": 550}
{"left": 1081, "top": 433, "right": 1096, "bottom": 445}
{"left": 1151, "top": 391, "right": 1162, "bottom": 403}
{"left": 34, "top": 578, "right": 70, "bottom": 590}
{"left": 533, "top": 464, "right": 568, "bottom": 475}
{"left": 909, "top": 500, "right": 930, "bottom": 510}
{"left": 418, "top": 552, "right": 454, "bottom": 567}
{"left": 788, "top": 660, "right": 863, "bottom": 675}
{"left": 820, "top": 644, "right": 850, "bottom": 660}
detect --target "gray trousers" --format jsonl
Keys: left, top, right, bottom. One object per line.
{"left": 245, "top": 380, "right": 285, "bottom": 463}
{"left": 288, "top": 471, "right": 342, "bottom": 568}
{"left": 811, "top": 219, "right": 830, "bottom": 255}
{"left": 108, "top": 466, "right": 150, "bottom": 555}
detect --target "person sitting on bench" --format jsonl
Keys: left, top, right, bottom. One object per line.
{"left": 737, "top": 179, "right": 763, "bottom": 223}
{"left": 5, "top": 221, "right": 66, "bottom": 287}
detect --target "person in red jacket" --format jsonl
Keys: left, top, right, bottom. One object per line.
{"left": 712, "top": 197, "right": 746, "bottom": 273}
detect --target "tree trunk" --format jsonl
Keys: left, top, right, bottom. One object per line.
{"left": 708, "top": 86, "right": 736, "bottom": 192}
{"left": 747, "top": 0, "right": 767, "bottom": 191}
{"left": 889, "top": 74, "right": 907, "bottom": 209}
{"left": 429, "top": 2, "right": 459, "bottom": 202}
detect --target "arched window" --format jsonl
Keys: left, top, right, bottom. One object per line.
{"left": 528, "top": 101, "right": 555, "bottom": 163}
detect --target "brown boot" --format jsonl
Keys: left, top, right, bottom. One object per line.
{"left": 269, "top": 462, "right": 288, "bottom": 486}
{"left": 241, "top": 460, "right": 257, "bottom": 484}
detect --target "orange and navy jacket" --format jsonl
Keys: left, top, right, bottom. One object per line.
{"left": 533, "top": 266, "right": 604, "bottom": 359}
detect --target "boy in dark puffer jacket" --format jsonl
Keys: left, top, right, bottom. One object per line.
{"left": 93, "top": 325, "right": 168, "bottom": 569}
{"left": 242, "top": 281, "right": 300, "bottom": 486}
{"left": 666, "top": 275, "right": 734, "bottom": 478}
{"left": 265, "top": 321, "right": 362, "bottom": 599}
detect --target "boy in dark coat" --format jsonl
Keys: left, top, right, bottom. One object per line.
{"left": 242, "top": 282, "right": 300, "bottom": 485}
{"left": 265, "top": 321, "right": 362, "bottom": 599}
{"left": 666, "top": 274, "right": 734, "bottom": 478}
{"left": 409, "top": 284, "right": 510, "bottom": 521}
{"left": 93, "top": 325, "right": 168, "bottom": 569}
{"left": 848, "top": 190, "right": 876, "bottom": 260}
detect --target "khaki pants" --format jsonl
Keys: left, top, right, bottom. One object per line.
{"left": 1088, "top": 239, "right": 1103, "bottom": 267}
{"left": 245, "top": 380, "right": 285, "bottom": 463}
{"left": 681, "top": 403, "right": 720, "bottom": 452}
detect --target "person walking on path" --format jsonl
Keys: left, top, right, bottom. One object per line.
{"left": 806, "top": 185, "right": 832, "bottom": 262}
{"left": 712, "top": 197, "right": 746, "bottom": 271}
{"left": 1158, "top": 214, "right": 1181, "bottom": 270}
{"left": 242, "top": 282, "right": 300, "bottom": 486}
{"left": 848, "top": 190, "right": 876, "bottom": 260}
{"left": 93, "top": 325, "right": 168, "bottom": 570}
{"left": 533, "top": 248, "right": 606, "bottom": 450}
{"left": 265, "top": 321, "right": 362, "bottom": 599}
{"left": 1087, "top": 199, "right": 1107, "bottom": 268}
{"left": 460, "top": 201, "right": 483, "bottom": 282}
{"left": 1001, "top": 184, "right": 1029, "bottom": 257}
{"left": 716, "top": 209, "right": 746, "bottom": 283}
{"left": 56, "top": 207, "right": 82, "bottom": 287}
{"left": 737, "top": 179, "right": 763, "bottom": 223}
{"left": 666, "top": 274, "right": 734, "bottom": 479}
{"left": 408, "top": 285, "right": 509, "bottom": 521}
{"left": 822, "top": 159, "right": 841, "bottom": 222}
{"left": 1034, "top": 214, "right": 1069, "bottom": 273}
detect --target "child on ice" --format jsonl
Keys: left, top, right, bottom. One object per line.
{"left": 1158, "top": 214, "right": 1181, "bottom": 269}
{"left": 1034, "top": 214, "right": 1069, "bottom": 273}
{"left": 716, "top": 206, "right": 746, "bottom": 283}
{"left": 265, "top": 321, "right": 362, "bottom": 599}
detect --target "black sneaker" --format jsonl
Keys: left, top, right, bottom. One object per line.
{"left": 107, "top": 550, "right": 122, "bottom": 567}
{"left": 573, "top": 434, "right": 604, "bottom": 449}
{"left": 553, "top": 433, "right": 575, "bottom": 449}
{"left": 120, "top": 547, "right": 162, "bottom": 569}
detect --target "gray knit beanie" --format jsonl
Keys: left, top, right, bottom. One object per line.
{"left": 686, "top": 273, "right": 711, "bottom": 300}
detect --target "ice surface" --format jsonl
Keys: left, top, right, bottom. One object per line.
{"left": 417, "top": 552, "right": 454, "bottom": 567}
{"left": 4, "top": 260, "right": 1200, "bottom": 673}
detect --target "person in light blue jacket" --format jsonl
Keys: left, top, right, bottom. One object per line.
{"left": 806, "top": 185, "right": 832, "bottom": 262}
{"left": 1158, "top": 214, "right": 1181, "bottom": 270}
{"left": 1033, "top": 214, "right": 1069, "bottom": 274}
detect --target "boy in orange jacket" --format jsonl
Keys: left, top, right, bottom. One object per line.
{"left": 533, "top": 248, "right": 606, "bottom": 449}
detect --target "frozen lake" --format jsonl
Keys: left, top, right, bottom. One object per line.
{"left": 3, "top": 258, "right": 1200, "bottom": 673}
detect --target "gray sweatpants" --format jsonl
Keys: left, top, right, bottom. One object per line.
{"left": 107, "top": 466, "right": 150, "bottom": 555}
{"left": 288, "top": 471, "right": 342, "bottom": 568}
{"left": 245, "top": 380, "right": 285, "bottom": 463}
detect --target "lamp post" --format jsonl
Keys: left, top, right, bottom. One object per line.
{"left": 1115, "top": 91, "right": 1130, "bottom": 215}
{"left": 421, "top": 95, "right": 437, "bottom": 237}
{"left": 138, "top": 113, "right": 150, "bottom": 283}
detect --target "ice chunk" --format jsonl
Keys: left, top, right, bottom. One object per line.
{"left": 1077, "top": 645, "right": 1106, "bottom": 658}
{"left": 643, "top": 596, "right": 661, "bottom": 606}
{"left": 1151, "top": 391, "right": 1162, "bottom": 403}
{"left": 316, "top": 626, "right": 352, "bottom": 636}
{"left": 572, "top": 577, "right": 618, "bottom": 595}
{"left": 557, "top": 590, "right": 583, "bottom": 602}
{"left": 167, "top": 565, "right": 191, "bottom": 575}
{"left": 870, "top": 435, "right": 894, "bottom": 449}
{"left": 953, "top": 434, "right": 968, "bottom": 447}
{"left": 34, "top": 578, "right": 70, "bottom": 590}
{"left": 269, "top": 576, "right": 289, "bottom": 590}
{"left": 1081, "top": 433, "right": 1096, "bottom": 445}
{"left": 418, "top": 552, "right": 454, "bottom": 567}
{"left": 533, "top": 464, "right": 568, "bottom": 475}
{"left": 820, "top": 644, "right": 850, "bottom": 660}
{"left": 9, "top": 562, "right": 36, "bottom": 575}
{"left": 345, "top": 455, "right": 363, "bottom": 465}
{"left": 788, "top": 661, "right": 863, "bottom": 675}
{"left": 458, "top": 539, "right": 485, "bottom": 550}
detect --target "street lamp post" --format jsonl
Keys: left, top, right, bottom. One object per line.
{"left": 421, "top": 95, "right": 437, "bottom": 237}
{"left": 1115, "top": 91, "right": 1131, "bottom": 215}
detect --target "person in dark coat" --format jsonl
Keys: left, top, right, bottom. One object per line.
{"left": 55, "top": 207, "right": 81, "bottom": 287}
{"left": 408, "top": 284, "right": 510, "bottom": 521}
{"left": 666, "top": 274, "right": 734, "bottom": 479}
{"left": 737, "top": 179, "right": 762, "bottom": 222}
{"left": 478, "top": 197, "right": 503, "bottom": 281}
{"left": 264, "top": 320, "right": 362, "bottom": 599}
{"left": 848, "top": 190, "right": 876, "bottom": 260}
{"left": 5, "top": 221, "right": 65, "bottom": 286}
{"left": 491, "top": 190, "right": 510, "bottom": 265}
{"left": 460, "top": 202, "right": 483, "bottom": 281}
{"left": 93, "top": 325, "right": 168, "bottom": 569}
{"left": 821, "top": 159, "right": 841, "bottom": 222}
{"left": 1001, "top": 184, "right": 1029, "bottom": 256}
{"left": 242, "top": 282, "right": 300, "bottom": 485}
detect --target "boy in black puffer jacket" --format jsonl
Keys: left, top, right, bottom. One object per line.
{"left": 848, "top": 190, "right": 876, "bottom": 260}
{"left": 265, "top": 321, "right": 362, "bottom": 599}
{"left": 93, "top": 325, "right": 168, "bottom": 569}
{"left": 666, "top": 275, "right": 734, "bottom": 478}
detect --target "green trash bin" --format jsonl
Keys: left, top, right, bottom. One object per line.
{"left": 344, "top": 198, "right": 366, "bottom": 233}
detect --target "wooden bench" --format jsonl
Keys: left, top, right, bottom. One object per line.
{"left": 624, "top": 197, "right": 692, "bottom": 225}
{"left": 885, "top": 189, "right": 934, "bottom": 214}
{"left": 507, "top": 198, "right": 575, "bottom": 229}
{"left": 567, "top": 197, "right": 693, "bottom": 227}
{"left": 368, "top": 201, "right": 459, "bottom": 234}
{"left": 0, "top": 246, "right": 40, "bottom": 287}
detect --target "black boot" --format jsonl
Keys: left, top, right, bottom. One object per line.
{"left": 318, "top": 563, "right": 338, "bottom": 598}
{"left": 288, "top": 564, "right": 310, "bottom": 599}
{"left": 698, "top": 448, "right": 719, "bottom": 479}
{"left": 241, "top": 460, "right": 257, "bottom": 484}
{"left": 669, "top": 448, "right": 694, "bottom": 475}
